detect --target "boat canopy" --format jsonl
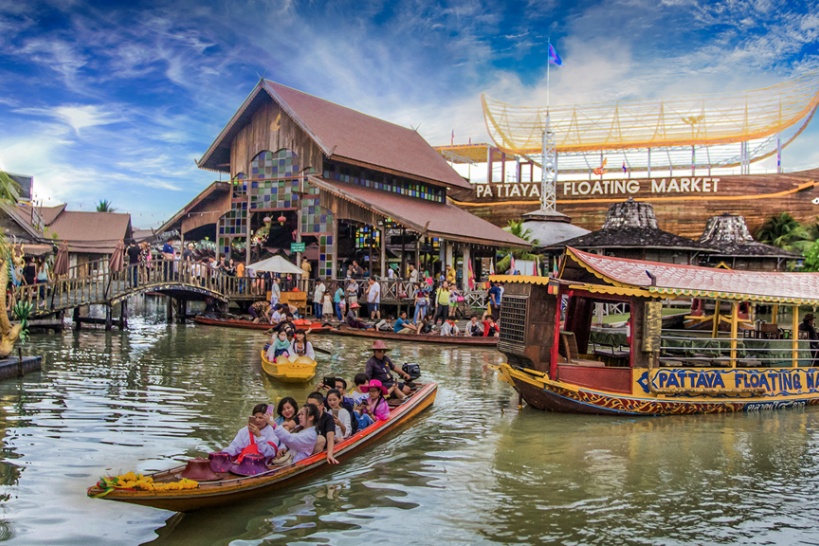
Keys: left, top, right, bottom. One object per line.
{"left": 492, "top": 247, "right": 819, "bottom": 305}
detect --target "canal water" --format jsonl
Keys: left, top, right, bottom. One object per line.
{"left": 2, "top": 299, "right": 819, "bottom": 545}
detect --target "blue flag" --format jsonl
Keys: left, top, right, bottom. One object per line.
{"left": 548, "top": 43, "right": 563, "bottom": 66}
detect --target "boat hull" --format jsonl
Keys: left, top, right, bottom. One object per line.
{"left": 499, "top": 364, "right": 819, "bottom": 416}
{"left": 87, "top": 382, "right": 437, "bottom": 511}
{"left": 259, "top": 350, "right": 317, "bottom": 383}
{"left": 327, "top": 327, "right": 498, "bottom": 346}
{"left": 193, "top": 316, "right": 333, "bottom": 332}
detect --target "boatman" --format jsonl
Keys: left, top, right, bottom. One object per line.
{"left": 364, "top": 340, "right": 412, "bottom": 399}
{"left": 799, "top": 314, "right": 819, "bottom": 366}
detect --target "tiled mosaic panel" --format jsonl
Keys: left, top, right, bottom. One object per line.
{"left": 323, "top": 162, "right": 444, "bottom": 203}
{"left": 232, "top": 172, "right": 247, "bottom": 197}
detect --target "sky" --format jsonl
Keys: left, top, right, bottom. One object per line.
{"left": 1, "top": 0, "right": 818, "bottom": 228}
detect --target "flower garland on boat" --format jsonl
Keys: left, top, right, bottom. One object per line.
{"left": 93, "top": 471, "right": 198, "bottom": 497}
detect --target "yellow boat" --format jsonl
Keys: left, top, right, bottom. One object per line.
{"left": 259, "top": 350, "right": 317, "bottom": 383}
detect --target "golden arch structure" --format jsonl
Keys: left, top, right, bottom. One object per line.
{"left": 481, "top": 70, "right": 819, "bottom": 175}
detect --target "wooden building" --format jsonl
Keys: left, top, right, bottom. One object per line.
{"left": 195, "top": 80, "right": 527, "bottom": 286}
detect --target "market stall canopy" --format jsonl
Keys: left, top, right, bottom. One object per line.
{"left": 247, "top": 256, "right": 303, "bottom": 275}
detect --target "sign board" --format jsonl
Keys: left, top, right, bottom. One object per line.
{"left": 290, "top": 242, "right": 306, "bottom": 252}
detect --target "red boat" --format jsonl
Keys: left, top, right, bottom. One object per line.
{"left": 193, "top": 316, "right": 334, "bottom": 332}
{"left": 326, "top": 326, "right": 499, "bottom": 346}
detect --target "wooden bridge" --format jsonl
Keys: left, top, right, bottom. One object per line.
{"left": 10, "top": 257, "right": 489, "bottom": 329}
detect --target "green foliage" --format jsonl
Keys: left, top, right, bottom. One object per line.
{"left": 0, "top": 171, "right": 21, "bottom": 203}
{"left": 756, "top": 212, "right": 811, "bottom": 253}
{"left": 802, "top": 240, "right": 819, "bottom": 272}
{"left": 12, "top": 301, "right": 33, "bottom": 344}
{"left": 96, "top": 199, "right": 115, "bottom": 212}
{"left": 496, "top": 219, "right": 543, "bottom": 273}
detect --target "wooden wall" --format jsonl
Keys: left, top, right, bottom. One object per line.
{"left": 230, "top": 100, "right": 325, "bottom": 177}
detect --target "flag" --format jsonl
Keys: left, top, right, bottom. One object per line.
{"left": 593, "top": 158, "right": 607, "bottom": 175}
{"left": 509, "top": 254, "right": 516, "bottom": 274}
{"left": 534, "top": 256, "right": 541, "bottom": 276}
{"left": 622, "top": 162, "right": 627, "bottom": 173}
{"left": 548, "top": 43, "right": 563, "bottom": 66}
{"left": 468, "top": 259, "right": 475, "bottom": 290}
{"left": 451, "top": 129, "right": 454, "bottom": 146}
{"left": 489, "top": 259, "right": 495, "bottom": 276}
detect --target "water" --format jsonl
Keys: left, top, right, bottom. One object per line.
{"left": 3, "top": 298, "right": 819, "bottom": 544}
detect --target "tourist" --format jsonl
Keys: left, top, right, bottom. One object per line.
{"left": 448, "top": 284, "right": 461, "bottom": 318}
{"left": 125, "top": 241, "right": 140, "bottom": 287}
{"left": 277, "top": 313, "right": 297, "bottom": 340}
{"left": 357, "top": 379, "right": 390, "bottom": 422}
{"left": 799, "top": 314, "right": 819, "bottom": 366}
{"left": 326, "top": 389, "right": 352, "bottom": 439}
{"left": 483, "top": 316, "right": 499, "bottom": 337}
{"left": 322, "top": 285, "right": 333, "bottom": 319}
{"left": 275, "top": 396, "right": 299, "bottom": 431}
{"left": 289, "top": 329, "right": 316, "bottom": 361}
{"left": 333, "top": 283, "right": 345, "bottom": 321}
{"left": 446, "top": 264, "right": 456, "bottom": 285}
{"left": 313, "top": 279, "right": 326, "bottom": 319}
{"left": 440, "top": 317, "right": 460, "bottom": 336}
{"left": 346, "top": 277, "right": 359, "bottom": 308}
{"left": 408, "top": 264, "right": 418, "bottom": 283}
{"left": 270, "top": 276, "right": 281, "bottom": 308}
{"left": 434, "top": 281, "right": 450, "bottom": 324}
{"left": 394, "top": 311, "right": 417, "bottom": 334}
{"left": 351, "top": 260, "right": 364, "bottom": 279}
{"left": 350, "top": 373, "right": 375, "bottom": 429}
{"left": 248, "top": 300, "right": 270, "bottom": 323}
{"left": 223, "top": 403, "right": 281, "bottom": 460}
{"left": 330, "top": 378, "right": 357, "bottom": 434}
{"left": 345, "top": 302, "right": 369, "bottom": 329}
{"left": 467, "top": 315, "right": 483, "bottom": 337}
{"left": 364, "top": 340, "right": 412, "bottom": 399}
{"left": 418, "top": 314, "right": 434, "bottom": 334}
{"left": 305, "top": 392, "right": 339, "bottom": 464}
{"left": 267, "top": 330, "right": 291, "bottom": 361}
{"left": 301, "top": 257, "right": 312, "bottom": 279}
{"left": 366, "top": 278, "right": 381, "bottom": 320}
{"left": 268, "top": 403, "right": 320, "bottom": 463}
{"left": 424, "top": 270, "right": 434, "bottom": 289}
{"left": 413, "top": 283, "right": 428, "bottom": 324}
{"left": 488, "top": 281, "right": 502, "bottom": 320}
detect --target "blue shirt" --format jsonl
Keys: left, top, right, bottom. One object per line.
{"left": 394, "top": 317, "right": 408, "bottom": 333}
{"left": 488, "top": 285, "right": 501, "bottom": 306}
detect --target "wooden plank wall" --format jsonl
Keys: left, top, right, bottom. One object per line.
{"left": 230, "top": 100, "right": 325, "bottom": 177}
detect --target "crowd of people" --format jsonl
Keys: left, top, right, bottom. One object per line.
{"left": 218, "top": 340, "right": 415, "bottom": 469}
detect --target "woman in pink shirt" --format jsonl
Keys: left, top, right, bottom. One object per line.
{"left": 357, "top": 380, "right": 391, "bottom": 421}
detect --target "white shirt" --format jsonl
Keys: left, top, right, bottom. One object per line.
{"left": 331, "top": 407, "right": 352, "bottom": 439}
{"left": 224, "top": 425, "right": 280, "bottom": 458}
{"left": 440, "top": 322, "right": 460, "bottom": 336}
{"left": 368, "top": 281, "right": 381, "bottom": 303}
{"left": 409, "top": 269, "right": 418, "bottom": 283}
{"left": 313, "top": 282, "right": 326, "bottom": 303}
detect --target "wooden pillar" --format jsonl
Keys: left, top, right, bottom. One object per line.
{"left": 120, "top": 300, "right": 128, "bottom": 330}
{"left": 461, "top": 245, "right": 470, "bottom": 292}
{"left": 73, "top": 306, "right": 81, "bottom": 330}
{"left": 105, "top": 304, "right": 112, "bottom": 331}
{"left": 792, "top": 306, "right": 799, "bottom": 367}
{"left": 166, "top": 297, "right": 174, "bottom": 322}
{"left": 729, "top": 302, "right": 738, "bottom": 367}
{"left": 331, "top": 218, "right": 339, "bottom": 280}
{"left": 380, "top": 226, "right": 386, "bottom": 280}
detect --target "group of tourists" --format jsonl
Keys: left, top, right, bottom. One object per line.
{"left": 223, "top": 340, "right": 414, "bottom": 468}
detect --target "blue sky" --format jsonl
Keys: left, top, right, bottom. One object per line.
{"left": 1, "top": 0, "right": 817, "bottom": 228}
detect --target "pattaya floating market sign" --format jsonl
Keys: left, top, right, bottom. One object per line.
{"left": 474, "top": 177, "right": 721, "bottom": 200}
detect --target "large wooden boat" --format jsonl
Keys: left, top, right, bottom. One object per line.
{"left": 259, "top": 350, "right": 317, "bottom": 383}
{"left": 193, "top": 315, "right": 333, "bottom": 332}
{"left": 327, "top": 326, "right": 499, "bottom": 346}
{"left": 493, "top": 247, "right": 819, "bottom": 416}
{"left": 87, "top": 382, "right": 437, "bottom": 512}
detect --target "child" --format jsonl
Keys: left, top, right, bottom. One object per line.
{"left": 350, "top": 373, "right": 374, "bottom": 430}
{"left": 322, "top": 291, "right": 333, "bottom": 319}
{"left": 267, "top": 330, "right": 291, "bottom": 361}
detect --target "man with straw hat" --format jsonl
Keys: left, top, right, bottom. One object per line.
{"left": 364, "top": 340, "right": 412, "bottom": 399}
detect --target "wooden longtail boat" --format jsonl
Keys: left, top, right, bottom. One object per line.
{"left": 259, "top": 350, "right": 317, "bottom": 383}
{"left": 87, "top": 382, "right": 437, "bottom": 512}
{"left": 493, "top": 247, "right": 819, "bottom": 416}
{"left": 193, "top": 316, "right": 333, "bottom": 332}
{"left": 326, "top": 326, "right": 499, "bottom": 346}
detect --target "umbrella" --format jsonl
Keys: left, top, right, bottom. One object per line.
{"left": 53, "top": 241, "right": 69, "bottom": 277}
{"left": 247, "top": 255, "right": 303, "bottom": 275}
{"left": 108, "top": 240, "right": 125, "bottom": 273}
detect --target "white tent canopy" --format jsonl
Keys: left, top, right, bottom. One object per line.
{"left": 247, "top": 255, "right": 304, "bottom": 275}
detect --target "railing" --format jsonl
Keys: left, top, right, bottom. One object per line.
{"left": 659, "top": 335, "right": 813, "bottom": 367}
{"left": 297, "top": 277, "right": 489, "bottom": 308}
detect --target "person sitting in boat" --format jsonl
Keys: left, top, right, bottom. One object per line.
{"left": 269, "top": 303, "right": 284, "bottom": 325}
{"left": 482, "top": 317, "right": 499, "bottom": 337}
{"left": 249, "top": 300, "right": 271, "bottom": 323}
{"left": 393, "top": 311, "right": 417, "bottom": 334}
{"left": 276, "top": 314, "right": 297, "bottom": 340}
{"left": 467, "top": 315, "right": 483, "bottom": 337}
{"left": 418, "top": 314, "right": 434, "bottom": 334}
{"left": 799, "top": 314, "right": 819, "bottom": 365}
{"left": 306, "top": 392, "right": 339, "bottom": 464}
{"left": 439, "top": 317, "right": 460, "bottom": 336}
{"left": 275, "top": 396, "right": 300, "bottom": 431}
{"left": 268, "top": 403, "right": 320, "bottom": 463}
{"left": 325, "top": 389, "right": 352, "bottom": 439}
{"left": 223, "top": 403, "right": 281, "bottom": 461}
{"left": 345, "top": 302, "right": 370, "bottom": 329}
{"left": 349, "top": 373, "right": 376, "bottom": 429}
{"left": 364, "top": 340, "right": 412, "bottom": 399}
{"left": 357, "top": 380, "right": 390, "bottom": 422}
{"left": 288, "top": 329, "right": 316, "bottom": 361}
{"left": 375, "top": 316, "right": 393, "bottom": 332}
{"left": 267, "top": 331, "right": 291, "bottom": 361}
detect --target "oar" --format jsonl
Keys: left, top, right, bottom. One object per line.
{"left": 314, "top": 346, "right": 333, "bottom": 355}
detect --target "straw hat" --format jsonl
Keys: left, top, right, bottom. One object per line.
{"left": 180, "top": 458, "right": 221, "bottom": 481}
{"left": 360, "top": 379, "right": 389, "bottom": 395}
{"left": 371, "top": 340, "right": 389, "bottom": 351}
{"left": 208, "top": 452, "right": 233, "bottom": 473}
{"left": 349, "top": 302, "right": 360, "bottom": 309}
{"left": 230, "top": 453, "right": 269, "bottom": 476}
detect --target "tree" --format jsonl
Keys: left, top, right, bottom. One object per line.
{"left": 496, "top": 220, "right": 542, "bottom": 274}
{"left": 756, "top": 212, "right": 811, "bottom": 253}
{"left": 96, "top": 199, "right": 115, "bottom": 212}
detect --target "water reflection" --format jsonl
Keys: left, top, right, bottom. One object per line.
{"left": 1, "top": 297, "right": 819, "bottom": 544}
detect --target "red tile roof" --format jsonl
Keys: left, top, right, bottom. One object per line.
{"left": 198, "top": 80, "right": 470, "bottom": 190}
{"left": 309, "top": 177, "right": 529, "bottom": 249}
{"left": 48, "top": 211, "right": 132, "bottom": 254}
{"left": 567, "top": 247, "right": 819, "bottom": 304}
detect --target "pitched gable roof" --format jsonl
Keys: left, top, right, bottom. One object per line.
{"left": 48, "top": 211, "right": 132, "bottom": 254}
{"left": 198, "top": 80, "right": 470, "bottom": 190}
